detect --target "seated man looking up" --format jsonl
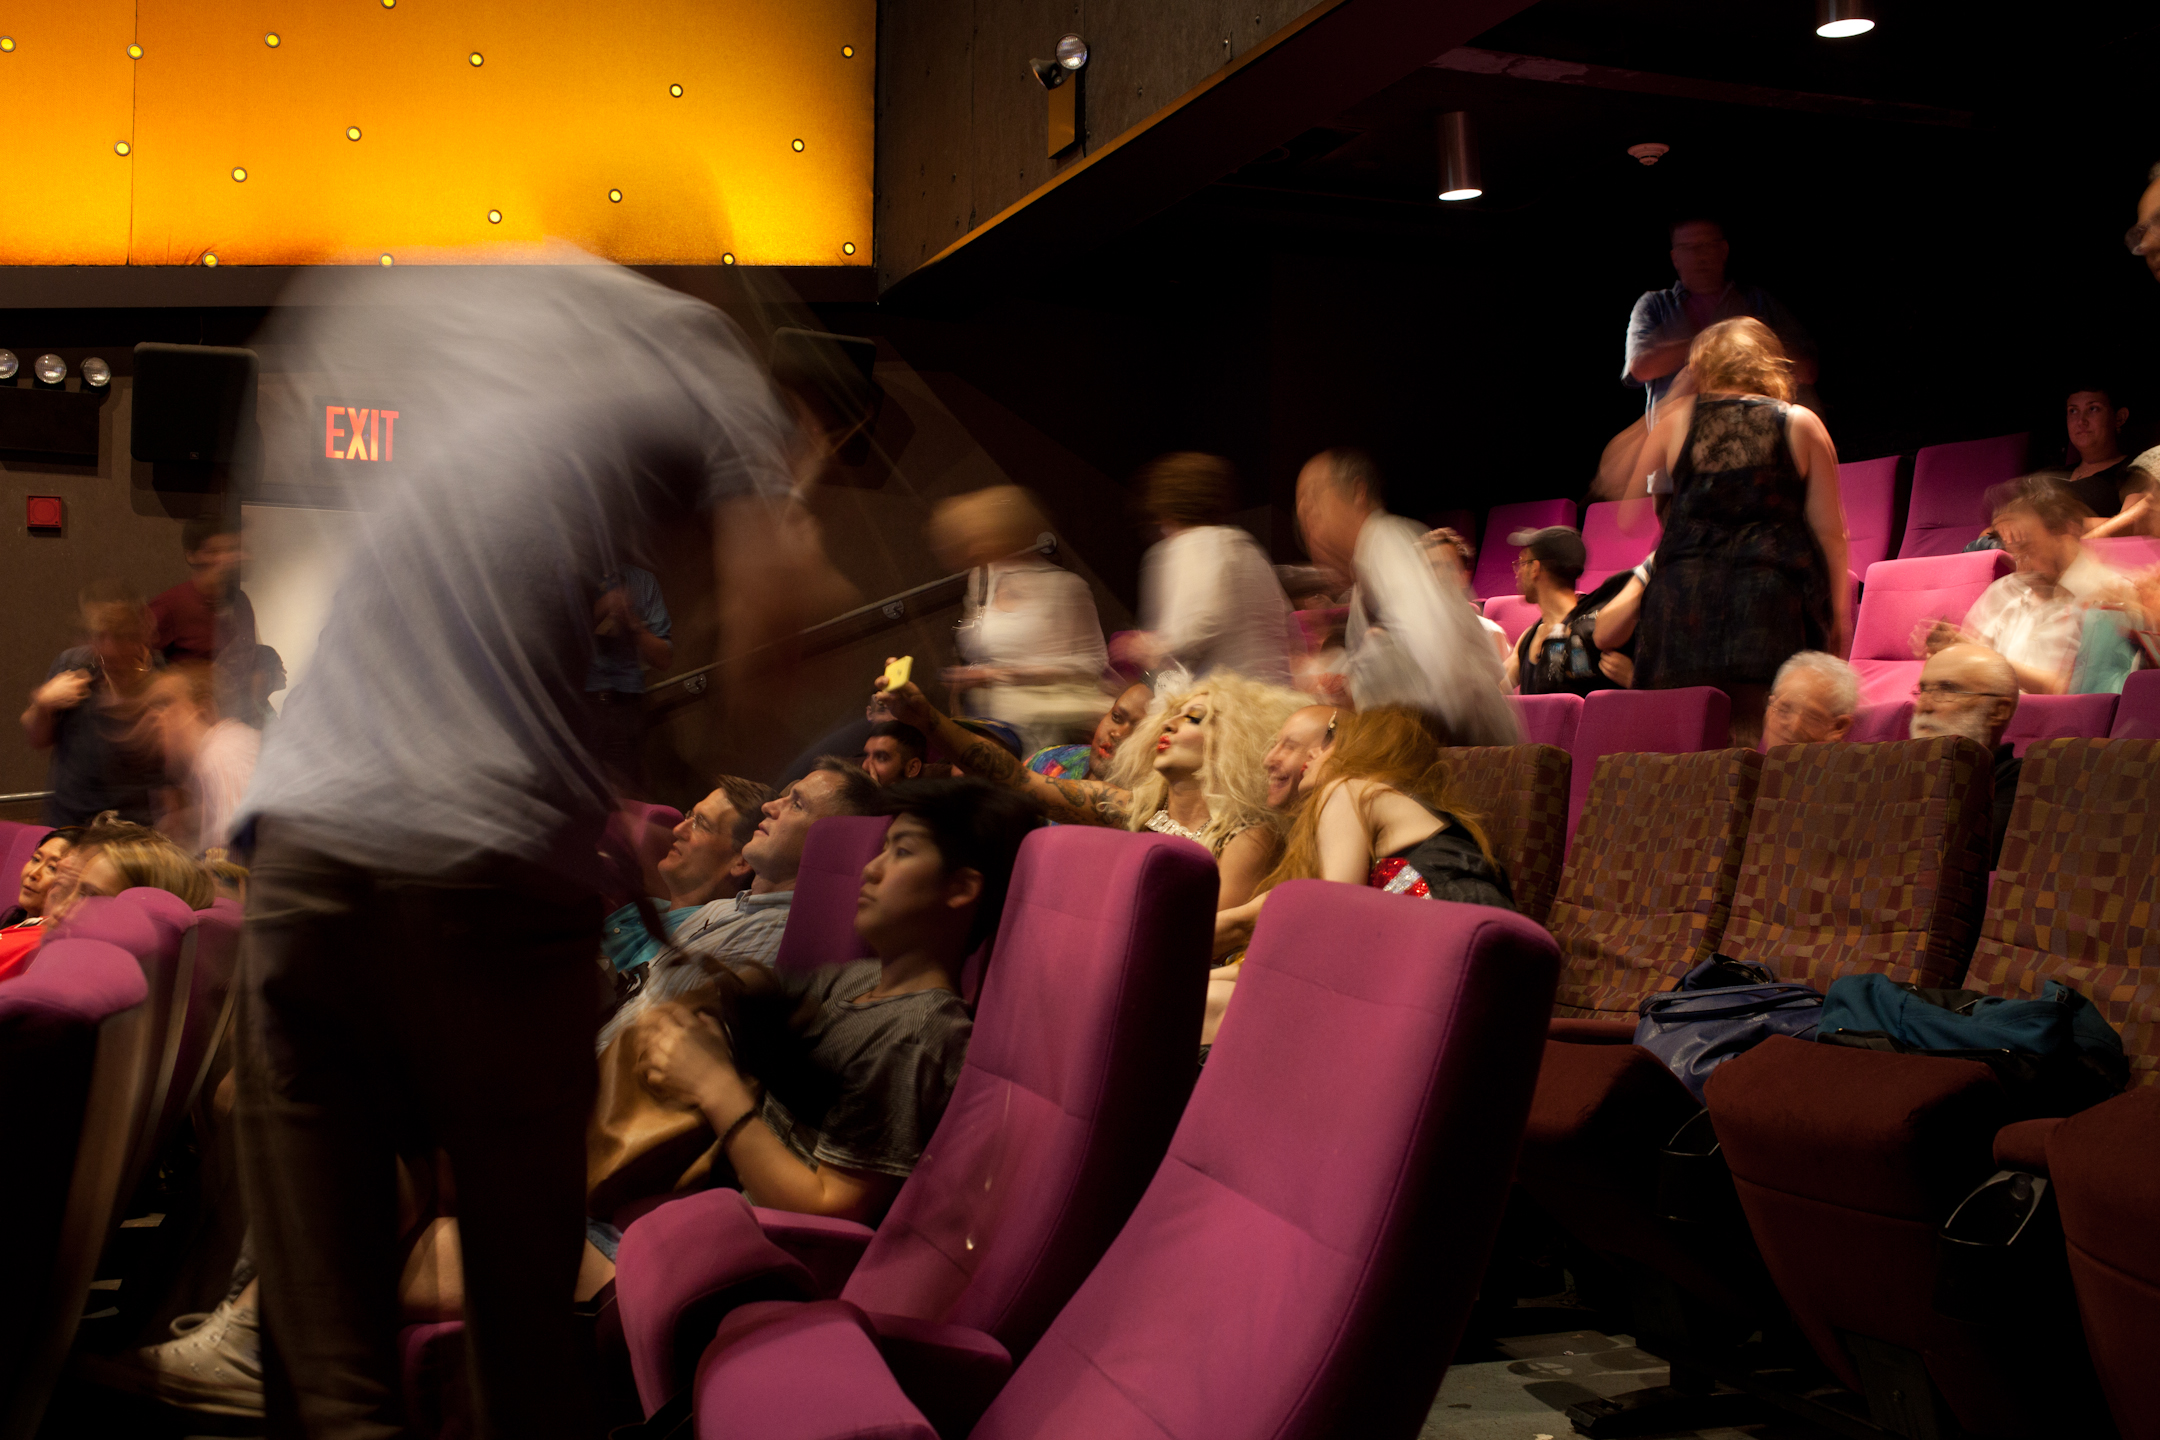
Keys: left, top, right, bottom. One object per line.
{"left": 1760, "top": 650, "right": 1860, "bottom": 749}
{"left": 1909, "top": 642, "right": 2022, "bottom": 869}
{"left": 599, "top": 758, "right": 879, "bottom": 1048}
{"left": 859, "top": 720, "right": 927, "bottom": 786}
{"left": 1924, "top": 481, "right": 2136, "bottom": 694}
{"left": 635, "top": 777, "right": 1041, "bottom": 1222}
{"left": 1027, "top": 680, "right": 1154, "bottom": 782}
{"left": 601, "top": 775, "right": 774, "bottom": 977}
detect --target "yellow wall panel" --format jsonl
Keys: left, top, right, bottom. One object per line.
{"left": 2, "top": 0, "right": 871, "bottom": 266}
{"left": 0, "top": 7, "right": 139, "bottom": 263}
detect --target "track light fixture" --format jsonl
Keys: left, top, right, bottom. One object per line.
{"left": 1438, "top": 111, "right": 1482, "bottom": 201}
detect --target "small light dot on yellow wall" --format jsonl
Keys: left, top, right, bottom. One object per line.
{"left": 842, "top": 45, "right": 855, "bottom": 57}
{"left": 346, "top": 126, "right": 362, "bottom": 141}
{"left": 381, "top": 0, "right": 396, "bottom": 8}
{"left": 232, "top": 166, "right": 248, "bottom": 182}
{"left": 608, "top": 189, "right": 622, "bottom": 203}
{"left": 487, "top": 209, "right": 502, "bottom": 224}
{"left": 468, "top": 51, "right": 484, "bottom": 66}
{"left": 265, "top": 32, "right": 281, "bottom": 47}
{"left": 127, "top": 43, "right": 143, "bottom": 59}
{"left": 114, "top": 141, "right": 131, "bottom": 156}
{"left": 721, "top": 252, "right": 735, "bottom": 265}
{"left": 380, "top": 254, "right": 395, "bottom": 266}
{"left": 841, "top": 241, "right": 855, "bottom": 255}
{"left": 791, "top": 138, "right": 805, "bottom": 152}
{"left": 203, "top": 253, "right": 219, "bottom": 267}
{"left": 0, "top": 37, "right": 16, "bottom": 53}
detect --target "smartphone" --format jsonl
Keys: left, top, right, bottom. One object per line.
{"left": 882, "top": 656, "right": 913, "bottom": 691}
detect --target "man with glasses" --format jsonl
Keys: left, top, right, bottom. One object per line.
{"left": 1503, "top": 525, "right": 1634, "bottom": 695}
{"left": 1760, "top": 651, "right": 1860, "bottom": 749}
{"left": 599, "top": 775, "right": 773, "bottom": 977}
{"left": 1621, "top": 217, "right": 1818, "bottom": 423}
{"left": 1909, "top": 643, "right": 2022, "bottom": 867}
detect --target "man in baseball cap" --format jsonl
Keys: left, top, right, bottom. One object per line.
{"left": 1503, "top": 525, "right": 1635, "bottom": 695}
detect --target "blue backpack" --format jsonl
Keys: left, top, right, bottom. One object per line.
{"left": 1633, "top": 957, "right": 1824, "bottom": 1102}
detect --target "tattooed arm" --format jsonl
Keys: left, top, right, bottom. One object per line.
{"left": 875, "top": 677, "right": 1130, "bottom": 827}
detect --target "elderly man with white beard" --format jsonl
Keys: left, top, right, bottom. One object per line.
{"left": 1909, "top": 642, "right": 2022, "bottom": 868}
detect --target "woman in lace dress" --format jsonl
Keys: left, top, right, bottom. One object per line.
{"left": 1625, "top": 317, "right": 1852, "bottom": 744}
{"left": 874, "top": 669, "right": 1306, "bottom": 910}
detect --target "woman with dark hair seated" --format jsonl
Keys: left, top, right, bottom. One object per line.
{"left": 0, "top": 826, "right": 86, "bottom": 981}
{"left": 633, "top": 777, "right": 1042, "bottom": 1224}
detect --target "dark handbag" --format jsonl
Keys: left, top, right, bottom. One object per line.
{"left": 1633, "top": 958, "right": 1823, "bottom": 1102}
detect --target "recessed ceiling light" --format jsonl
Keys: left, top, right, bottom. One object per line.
{"left": 1437, "top": 111, "right": 1482, "bottom": 202}
{"left": 1815, "top": 0, "right": 1876, "bottom": 37}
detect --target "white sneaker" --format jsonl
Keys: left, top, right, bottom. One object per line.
{"left": 76, "top": 1290, "right": 264, "bottom": 1417}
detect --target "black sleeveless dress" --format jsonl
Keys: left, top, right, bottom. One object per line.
{"left": 1368, "top": 809, "right": 1515, "bottom": 912}
{"left": 1634, "top": 396, "right": 1832, "bottom": 690}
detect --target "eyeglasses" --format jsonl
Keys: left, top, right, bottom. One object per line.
{"left": 1764, "top": 696, "right": 1826, "bottom": 722}
{"left": 1914, "top": 682, "right": 2016, "bottom": 700}
{"left": 688, "top": 811, "right": 725, "bottom": 838}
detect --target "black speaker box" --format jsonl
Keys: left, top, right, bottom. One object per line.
{"left": 131, "top": 342, "right": 258, "bottom": 465}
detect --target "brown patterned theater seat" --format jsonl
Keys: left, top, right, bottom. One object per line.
{"left": 1443, "top": 743, "right": 1570, "bottom": 927}
{"left": 1721, "top": 735, "right": 1992, "bottom": 990}
{"left": 1961, "top": 738, "right": 2160, "bottom": 1086}
{"left": 1543, "top": 748, "right": 1761, "bottom": 1019}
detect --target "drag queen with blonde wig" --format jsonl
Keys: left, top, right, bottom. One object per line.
{"left": 874, "top": 667, "right": 1307, "bottom": 910}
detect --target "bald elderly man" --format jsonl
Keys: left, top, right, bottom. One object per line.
{"left": 1261, "top": 704, "right": 1338, "bottom": 810}
{"left": 1910, "top": 642, "right": 2022, "bottom": 867}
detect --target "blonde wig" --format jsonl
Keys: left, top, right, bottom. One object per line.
{"left": 1688, "top": 316, "right": 1795, "bottom": 403}
{"left": 1104, "top": 670, "right": 1308, "bottom": 855}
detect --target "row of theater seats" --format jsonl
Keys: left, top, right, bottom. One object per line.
{"left": 1514, "top": 733, "right": 2160, "bottom": 1440}
{"left": 403, "top": 817, "right": 1562, "bottom": 1440}
{"left": 1466, "top": 430, "right": 2042, "bottom": 606}
{"left": 0, "top": 838, "right": 242, "bottom": 1439}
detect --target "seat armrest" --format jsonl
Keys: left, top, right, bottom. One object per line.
{"left": 751, "top": 1206, "right": 877, "bottom": 1299}
{"left": 864, "top": 1311, "right": 1014, "bottom": 1440}
{"left": 1992, "top": 1117, "right": 2064, "bottom": 1177}
{"left": 615, "top": 1188, "right": 817, "bottom": 1416}
{"left": 694, "top": 1300, "right": 937, "bottom": 1440}
{"left": 1548, "top": 1017, "right": 1638, "bottom": 1045}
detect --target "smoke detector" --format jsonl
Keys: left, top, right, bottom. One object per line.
{"left": 1627, "top": 142, "right": 1670, "bottom": 166}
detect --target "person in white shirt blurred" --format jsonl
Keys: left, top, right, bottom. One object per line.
{"left": 1117, "top": 453, "right": 1293, "bottom": 687}
{"left": 929, "top": 486, "right": 1110, "bottom": 756}
{"left": 144, "top": 663, "right": 260, "bottom": 855}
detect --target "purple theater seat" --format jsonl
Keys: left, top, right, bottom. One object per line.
{"left": 2087, "top": 535, "right": 2160, "bottom": 573}
{"left": 0, "top": 938, "right": 152, "bottom": 1439}
{"left": 2113, "top": 670, "right": 2160, "bottom": 739}
{"left": 1472, "top": 499, "right": 1576, "bottom": 600}
{"left": 0, "top": 820, "right": 46, "bottom": 904}
{"left": 688, "top": 882, "right": 1560, "bottom": 1440}
{"left": 1849, "top": 551, "right": 2015, "bottom": 706}
{"left": 1897, "top": 432, "right": 2029, "bottom": 558}
{"left": 616, "top": 826, "right": 1217, "bottom": 1424}
{"left": 145, "top": 898, "right": 243, "bottom": 1181}
{"left": 1566, "top": 688, "right": 1732, "bottom": 846}
{"left": 1839, "top": 454, "right": 1903, "bottom": 573}
{"left": 1847, "top": 700, "right": 1915, "bottom": 744}
{"left": 601, "top": 801, "right": 685, "bottom": 910}
{"left": 1576, "top": 498, "right": 1662, "bottom": 591}
{"left": 2002, "top": 692, "right": 2118, "bottom": 756}
{"left": 771, "top": 815, "right": 891, "bottom": 978}
{"left": 1511, "top": 692, "right": 1582, "bottom": 752}
{"left": 2050, "top": 1088, "right": 2160, "bottom": 1440}
{"left": 1482, "top": 594, "right": 1539, "bottom": 644}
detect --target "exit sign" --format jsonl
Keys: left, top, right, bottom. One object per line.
{"left": 323, "top": 404, "right": 400, "bottom": 462}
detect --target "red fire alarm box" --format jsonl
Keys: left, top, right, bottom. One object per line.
{"left": 27, "top": 496, "right": 63, "bottom": 530}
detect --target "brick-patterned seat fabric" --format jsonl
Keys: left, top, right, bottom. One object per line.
{"left": 1723, "top": 736, "right": 1991, "bottom": 991}
{"left": 1545, "top": 749, "right": 1761, "bottom": 1018}
{"left": 1961, "top": 739, "right": 2160, "bottom": 1087}
{"left": 1444, "top": 743, "right": 1570, "bottom": 927}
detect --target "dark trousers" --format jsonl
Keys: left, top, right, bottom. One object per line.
{"left": 584, "top": 691, "right": 649, "bottom": 799}
{"left": 234, "top": 822, "right": 604, "bottom": 1440}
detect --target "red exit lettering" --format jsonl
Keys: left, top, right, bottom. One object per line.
{"left": 322, "top": 405, "right": 400, "bottom": 462}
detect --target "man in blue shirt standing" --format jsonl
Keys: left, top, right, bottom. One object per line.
{"left": 1622, "top": 217, "right": 1818, "bottom": 422}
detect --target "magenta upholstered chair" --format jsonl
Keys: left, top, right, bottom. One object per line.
{"left": 771, "top": 816, "right": 892, "bottom": 979}
{"left": 2112, "top": 670, "right": 2160, "bottom": 739}
{"left": 615, "top": 827, "right": 1217, "bottom": 1428}
{"left": 1848, "top": 551, "right": 2015, "bottom": 706}
{"left": 0, "top": 938, "right": 152, "bottom": 1440}
{"left": 1472, "top": 499, "right": 1575, "bottom": 600}
{"left": 2086, "top": 535, "right": 2160, "bottom": 573}
{"left": 1838, "top": 454, "right": 1902, "bottom": 574}
{"left": 1567, "top": 688, "right": 1732, "bottom": 846}
{"left": 1847, "top": 700, "right": 1915, "bottom": 745}
{"left": 1576, "top": 498, "right": 1662, "bottom": 591}
{"left": 0, "top": 821, "right": 46, "bottom": 905}
{"left": 1897, "top": 432, "right": 2029, "bottom": 558}
{"left": 600, "top": 801, "right": 685, "bottom": 910}
{"left": 2002, "top": 693, "right": 2119, "bottom": 756}
{"left": 1511, "top": 693, "right": 1583, "bottom": 753}
{"left": 1483, "top": 594, "right": 1539, "bottom": 645}
{"left": 143, "top": 897, "right": 242, "bottom": 1183}
{"left": 682, "top": 882, "right": 1560, "bottom": 1440}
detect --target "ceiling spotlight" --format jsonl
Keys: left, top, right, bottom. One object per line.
{"left": 1437, "top": 111, "right": 1482, "bottom": 201}
{"left": 1816, "top": 0, "right": 1876, "bottom": 37}
{"left": 80, "top": 357, "right": 112, "bottom": 388}
{"left": 1627, "top": 142, "right": 1670, "bottom": 166}
{"left": 0, "top": 351, "right": 17, "bottom": 380}
{"left": 1055, "top": 34, "right": 1088, "bottom": 69}
{"left": 32, "top": 354, "right": 67, "bottom": 387}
